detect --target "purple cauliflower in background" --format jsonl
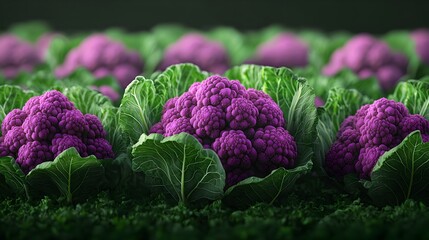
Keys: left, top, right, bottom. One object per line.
{"left": 55, "top": 34, "right": 143, "bottom": 88}
{"left": 0, "top": 90, "right": 114, "bottom": 173}
{"left": 246, "top": 33, "right": 309, "bottom": 68}
{"left": 325, "top": 98, "right": 429, "bottom": 179}
{"left": 35, "top": 33, "right": 57, "bottom": 60}
{"left": 315, "top": 96, "right": 325, "bottom": 107}
{"left": 0, "top": 35, "right": 42, "bottom": 79}
{"left": 149, "top": 75, "right": 297, "bottom": 187}
{"left": 411, "top": 29, "right": 429, "bottom": 66}
{"left": 323, "top": 34, "right": 408, "bottom": 91}
{"left": 90, "top": 85, "right": 121, "bottom": 102}
{"left": 158, "top": 33, "right": 230, "bottom": 74}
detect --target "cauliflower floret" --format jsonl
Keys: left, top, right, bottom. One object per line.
{"left": 252, "top": 98, "right": 285, "bottom": 128}
{"left": 39, "top": 90, "right": 75, "bottom": 117}
{"left": 1, "top": 109, "right": 27, "bottom": 135}
{"left": 195, "top": 76, "right": 247, "bottom": 110}
{"left": 226, "top": 98, "right": 258, "bottom": 130}
{"left": 16, "top": 141, "right": 53, "bottom": 173}
{"left": 149, "top": 122, "right": 164, "bottom": 135}
{"left": 190, "top": 106, "right": 226, "bottom": 139}
{"left": 355, "top": 145, "right": 389, "bottom": 179}
{"left": 22, "top": 112, "right": 57, "bottom": 141}
{"left": 58, "top": 110, "right": 89, "bottom": 137}
{"left": 86, "top": 138, "right": 115, "bottom": 159}
{"left": 22, "top": 96, "right": 41, "bottom": 114}
{"left": 175, "top": 92, "right": 197, "bottom": 118}
{"left": 3, "top": 126, "right": 27, "bottom": 156}
{"left": 212, "top": 130, "right": 257, "bottom": 186}
{"left": 325, "top": 128, "right": 361, "bottom": 177}
{"left": 84, "top": 114, "right": 107, "bottom": 139}
{"left": 164, "top": 117, "right": 194, "bottom": 137}
{"left": 51, "top": 134, "right": 88, "bottom": 158}
{"left": 359, "top": 98, "right": 408, "bottom": 148}
{"left": 252, "top": 126, "right": 297, "bottom": 175}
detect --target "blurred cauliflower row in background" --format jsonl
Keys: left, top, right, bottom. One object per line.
{"left": 1, "top": 23, "right": 429, "bottom": 103}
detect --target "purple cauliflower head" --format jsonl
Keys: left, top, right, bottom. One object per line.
{"left": 1, "top": 90, "right": 115, "bottom": 173}
{"left": 325, "top": 98, "right": 429, "bottom": 179}
{"left": 55, "top": 34, "right": 143, "bottom": 89}
{"left": 0, "top": 35, "right": 41, "bottom": 79}
{"left": 150, "top": 75, "right": 298, "bottom": 187}
{"left": 323, "top": 34, "right": 408, "bottom": 91}
{"left": 411, "top": 29, "right": 429, "bottom": 66}
{"left": 246, "top": 33, "right": 309, "bottom": 68}
{"left": 158, "top": 33, "right": 230, "bottom": 74}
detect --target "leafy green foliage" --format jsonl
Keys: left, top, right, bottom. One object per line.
{"left": 119, "top": 64, "right": 207, "bottom": 144}
{"left": 390, "top": 80, "right": 429, "bottom": 119}
{"left": 26, "top": 148, "right": 104, "bottom": 203}
{"left": 367, "top": 131, "right": 429, "bottom": 206}
{"left": 0, "top": 85, "right": 35, "bottom": 125}
{"left": 132, "top": 133, "right": 225, "bottom": 205}
{"left": 0, "top": 157, "right": 26, "bottom": 198}
{"left": 223, "top": 162, "right": 312, "bottom": 208}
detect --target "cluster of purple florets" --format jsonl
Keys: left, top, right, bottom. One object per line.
{"left": 323, "top": 34, "right": 408, "bottom": 91}
{"left": 246, "top": 33, "right": 309, "bottom": 68}
{"left": 158, "top": 33, "right": 230, "bottom": 74}
{"left": 55, "top": 34, "right": 143, "bottom": 89}
{"left": 411, "top": 29, "right": 429, "bottom": 66}
{"left": 0, "top": 35, "right": 42, "bottom": 79}
{"left": 325, "top": 98, "right": 429, "bottom": 179}
{"left": 0, "top": 90, "right": 114, "bottom": 173}
{"left": 149, "top": 75, "right": 298, "bottom": 187}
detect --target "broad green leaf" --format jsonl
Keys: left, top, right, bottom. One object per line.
{"left": 368, "top": 131, "right": 429, "bottom": 206}
{"left": 154, "top": 64, "right": 208, "bottom": 100}
{"left": 0, "top": 157, "right": 27, "bottom": 197}
{"left": 0, "top": 85, "right": 35, "bottom": 125}
{"left": 61, "top": 86, "right": 111, "bottom": 115}
{"left": 314, "top": 88, "right": 370, "bottom": 173}
{"left": 132, "top": 133, "right": 225, "bottom": 204}
{"left": 100, "top": 107, "right": 129, "bottom": 155}
{"left": 26, "top": 148, "right": 105, "bottom": 203}
{"left": 119, "top": 64, "right": 207, "bottom": 144}
{"left": 223, "top": 161, "right": 312, "bottom": 208}
{"left": 390, "top": 80, "right": 429, "bottom": 119}
{"left": 226, "top": 65, "right": 318, "bottom": 166}
{"left": 119, "top": 77, "right": 163, "bottom": 143}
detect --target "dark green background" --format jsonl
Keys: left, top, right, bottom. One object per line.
{"left": 0, "top": 0, "right": 428, "bottom": 33}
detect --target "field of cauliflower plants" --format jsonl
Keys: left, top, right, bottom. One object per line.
{"left": 1, "top": 22, "right": 429, "bottom": 239}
